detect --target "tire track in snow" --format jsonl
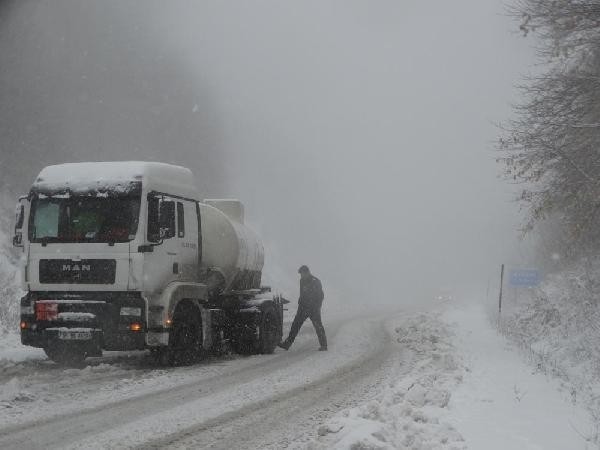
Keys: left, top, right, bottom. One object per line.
{"left": 141, "top": 320, "right": 395, "bottom": 449}
{"left": 0, "top": 319, "right": 354, "bottom": 449}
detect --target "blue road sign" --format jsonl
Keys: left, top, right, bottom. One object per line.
{"left": 509, "top": 269, "right": 541, "bottom": 287}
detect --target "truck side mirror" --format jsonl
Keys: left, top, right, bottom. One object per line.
{"left": 13, "top": 233, "right": 22, "bottom": 247}
{"left": 12, "top": 201, "right": 25, "bottom": 248}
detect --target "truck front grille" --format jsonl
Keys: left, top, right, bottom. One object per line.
{"left": 39, "top": 259, "right": 116, "bottom": 284}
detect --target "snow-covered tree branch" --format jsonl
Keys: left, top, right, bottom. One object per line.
{"left": 501, "top": 0, "right": 600, "bottom": 256}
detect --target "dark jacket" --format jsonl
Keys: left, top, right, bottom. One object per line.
{"left": 299, "top": 275, "right": 324, "bottom": 309}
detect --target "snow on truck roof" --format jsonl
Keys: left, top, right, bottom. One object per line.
{"left": 33, "top": 162, "right": 199, "bottom": 199}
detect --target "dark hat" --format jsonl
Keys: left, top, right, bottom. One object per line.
{"left": 298, "top": 265, "right": 310, "bottom": 274}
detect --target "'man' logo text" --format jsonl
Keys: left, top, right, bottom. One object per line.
{"left": 62, "top": 264, "right": 91, "bottom": 272}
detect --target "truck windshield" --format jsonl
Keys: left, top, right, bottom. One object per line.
{"left": 29, "top": 194, "right": 141, "bottom": 243}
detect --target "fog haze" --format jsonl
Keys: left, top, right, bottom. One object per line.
{"left": 0, "top": 1, "right": 534, "bottom": 306}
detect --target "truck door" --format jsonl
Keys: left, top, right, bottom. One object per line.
{"left": 142, "top": 195, "right": 179, "bottom": 293}
{"left": 175, "top": 200, "right": 199, "bottom": 282}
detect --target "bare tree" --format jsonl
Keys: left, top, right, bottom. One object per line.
{"left": 501, "top": 1, "right": 600, "bottom": 256}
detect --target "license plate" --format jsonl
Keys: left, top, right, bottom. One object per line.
{"left": 58, "top": 330, "right": 92, "bottom": 340}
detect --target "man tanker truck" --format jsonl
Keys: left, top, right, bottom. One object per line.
{"left": 12, "top": 162, "right": 286, "bottom": 365}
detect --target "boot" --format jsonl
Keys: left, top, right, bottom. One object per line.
{"left": 278, "top": 340, "right": 291, "bottom": 350}
{"left": 318, "top": 346, "right": 327, "bottom": 351}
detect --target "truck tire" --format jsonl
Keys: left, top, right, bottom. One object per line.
{"left": 257, "top": 304, "right": 280, "bottom": 354}
{"left": 233, "top": 327, "right": 258, "bottom": 355}
{"left": 154, "top": 304, "right": 202, "bottom": 366}
{"left": 44, "top": 344, "right": 86, "bottom": 367}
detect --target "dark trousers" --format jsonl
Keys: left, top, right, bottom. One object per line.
{"left": 286, "top": 303, "right": 327, "bottom": 348}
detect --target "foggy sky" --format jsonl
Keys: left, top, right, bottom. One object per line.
{"left": 0, "top": 1, "right": 534, "bottom": 306}
{"left": 158, "top": 1, "right": 535, "bottom": 303}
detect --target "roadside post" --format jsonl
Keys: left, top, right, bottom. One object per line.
{"left": 498, "top": 264, "right": 504, "bottom": 315}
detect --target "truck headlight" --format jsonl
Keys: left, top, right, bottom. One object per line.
{"left": 20, "top": 305, "right": 34, "bottom": 315}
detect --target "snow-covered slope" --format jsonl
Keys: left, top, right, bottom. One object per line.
{"left": 0, "top": 195, "right": 21, "bottom": 334}
{"left": 497, "top": 259, "right": 600, "bottom": 445}
{"left": 448, "top": 302, "right": 591, "bottom": 450}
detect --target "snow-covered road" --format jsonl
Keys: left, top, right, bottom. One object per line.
{"left": 0, "top": 300, "right": 595, "bottom": 449}
{"left": 0, "top": 313, "right": 398, "bottom": 449}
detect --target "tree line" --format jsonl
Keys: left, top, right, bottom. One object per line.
{"left": 500, "top": 0, "right": 600, "bottom": 261}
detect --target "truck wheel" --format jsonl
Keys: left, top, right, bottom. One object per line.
{"left": 154, "top": 309, "right": 202, "bottom": 366}
{"left": 44, "top": 344, "right": 86, "bottom": 367}
{"left": 257, "top": 305, "right": 280, "bottom": 354}
{"left": 233, "top": 327, "right": 255, "bottom": 355}
{"left": 233, "top": 323, "right": 259, "bottom": 355}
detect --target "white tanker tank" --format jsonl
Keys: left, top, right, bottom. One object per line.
{"left": 199, "top": 199, "right": 265, "bottom": 294}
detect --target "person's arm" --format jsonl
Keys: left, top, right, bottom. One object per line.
{"left": 316, "top": 279, "right": 324, "bottom": 302}
{"left": 298, "top": 280, "right": 305, "bottom": 304}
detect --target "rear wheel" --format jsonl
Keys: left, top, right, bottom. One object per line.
{"left": 44, "top": 344, "right": 87, "bottom": 367}
{"left": 233, "top": 323, "right": 259, "bottom": 355}
{"left": 234, "top": 304, "right": 281, "bottom": 355}
{"left": 257, "top": 304, "right": 281, "bottom": 354}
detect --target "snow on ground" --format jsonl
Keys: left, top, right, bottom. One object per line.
{"left": 0, "top": 224, "right": 22, "bottom": 334}
{"left": 0, "top": 297, "right": 595, "bottom": 449}
{"left": 306, "top": 299, "right": 593, "bottom": 450}
{"left": 0, "top": 333, "right": 44, "bottom": 364}
{"left": 497, "top": 259, "right": 600, "bottom": 440}
{"left": 307, "top": 309, "right": 466, "bottom": 450}
{"left": 0, "top": 315, "right": 385, "bottom": 444}
{"left": 445, "top": 301, "right": 592, "bottom": 450}
{"left": 64, "top": 316, "right": 385, "bottom": 449}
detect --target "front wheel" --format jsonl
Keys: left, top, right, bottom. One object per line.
{"left": 153, "top": 307, "right": 202, "bottom": 366}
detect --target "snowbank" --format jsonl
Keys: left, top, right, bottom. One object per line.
{"left": 0, "top": 193, "right": 22, "bottom": 334}
{"left": 307, "top": 312, "right": 466, "bottom": 449}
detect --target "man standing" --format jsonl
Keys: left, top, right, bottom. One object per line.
{"left": 278, "top": 265, "right": 327, "bottom": 351}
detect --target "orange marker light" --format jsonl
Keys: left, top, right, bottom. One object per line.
{"left": 130, "top": 323, "right": 142, "bottom": 332}
{"left": 20, "top": 321, "right": 28, "bottom": 330}
{"left": 165, "top": 319, "right": 173, "bottom": 326}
